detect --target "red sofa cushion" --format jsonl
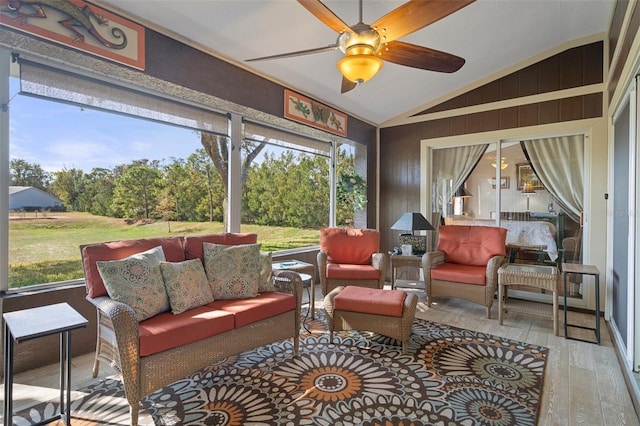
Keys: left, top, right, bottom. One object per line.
{"left": 430, "top": 262, "right": 487, "bottom": 286}
{"left": 334, "top": 286, "right": 406, "bottom": 318}
{"left": 437, "top": 225, "right": 506, "bottom": 266}
{"left": 208, "top": 292, "right": 296, "bottom": 328}
{"left": 320, "top": 228, "right": 379, "bottom": 265}
{"left": 82, "top": 237, "right": 185, "bottom": 298}
{"left": 138, "top": 306, "right": 235, "bottom": 357}
{"left": 326, "top": 263, "right": 381, "bottom": 280}
{"left": 183, "top": 233, "right": 258, "bottom": 261}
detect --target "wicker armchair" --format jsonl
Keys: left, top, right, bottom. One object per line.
{"left": 422, "top": 225, "right": 506, "bottom": 318}
{"left": 317, "top": 228, "right": 389, "bottom": 296}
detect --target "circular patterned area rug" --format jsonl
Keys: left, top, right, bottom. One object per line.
{"left": 15, "top": 311, "right": 547, "bottom": 426}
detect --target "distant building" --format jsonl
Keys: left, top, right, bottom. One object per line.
{"left": 9, "top": 186, "right": 63, "bottom": 211}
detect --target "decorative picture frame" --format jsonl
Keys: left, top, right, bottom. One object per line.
{"left": 516, "top": 163, "right": 544, "bottom": 191}
{"left": 489, "top": 177, "right": 510, "bottom": 189}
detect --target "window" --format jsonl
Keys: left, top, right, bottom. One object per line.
{"left": 3, "top": 55, "right": 358, "bottom": 290}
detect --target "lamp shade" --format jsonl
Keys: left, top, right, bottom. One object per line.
{"left": 390, "top": 212, "right": 434, "bottom": 232}
{"left": 454, "top": 186, "right": 472, "bottom": 198}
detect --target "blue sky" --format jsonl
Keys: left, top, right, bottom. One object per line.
{"left": 9, "top": 77, "right": 202, "bottom": 173}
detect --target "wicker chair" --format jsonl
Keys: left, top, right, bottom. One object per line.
{"left": 317, "top": 228, "right": 389, "bottom": 296}
{"left": 422, "top": 225, "right": 507, "bottom": 318}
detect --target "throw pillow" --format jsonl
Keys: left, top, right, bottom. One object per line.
{"left": 96, "top": 246, "right": 169, "bottom": 322}
{"left": 259, "top": 252, "right": 274, "bottom": 292}
{"left": 160, "top": 259, "right": 214, "bottom": 314}
{"left": 203, "top": 242, "right": 261, "bottom": 299}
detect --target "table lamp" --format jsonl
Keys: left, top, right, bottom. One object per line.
{"left": 391, "top": 212, "right": 434, "bottom": 255}
{"left": 521, "top": 181, "right": 536, "bottom": 211}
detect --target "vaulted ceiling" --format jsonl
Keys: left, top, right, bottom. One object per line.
{"left": 99, "top": 0, "right": 614, "bottom": 126}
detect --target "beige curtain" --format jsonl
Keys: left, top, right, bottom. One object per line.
{"left": 521, "top": 135, "right": 584, "bottom": 223}
{"left": 432, "top": 144, "right": 488, "bottom": 217}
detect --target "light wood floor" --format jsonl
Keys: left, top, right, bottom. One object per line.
{"left": 2, "top": 286, "right": 639, "bottom": 426}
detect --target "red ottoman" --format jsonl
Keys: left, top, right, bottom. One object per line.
{"left": 324, "top": 285, "right": 418, "bottom": 353}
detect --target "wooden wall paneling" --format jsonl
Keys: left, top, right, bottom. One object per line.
{"left": 583, "top": 93, "right": 603, "bottom": 118}
{"left": 500, "top": 72, "right": 520, "bottom": 100}
{"left": 583, "top": 41, "right": 604, "bottom": 85}
{"left": 482, "top": 80, "right": 501, "bottom": 104}
{"left": 539, "top": 99, "right": 560, "bottom": 124}
{"left": 609, "top": 2, "right": 640, "bottom": 101}
{"left": 538, "top": 54, "right": 561, "bottom": 93}
{"left": 518, "top": 103, "right": 539, "bottom": 126}
{"left": 481, "top": 110, "right": 501, "bottom": 132}
{"left": 450, "top": 115, "right": 467, "bottom": 134}
{"left": 519, "top": 64, "right": 540, "bottom": 97}
{"left": 467, "top": 111, "right": 485, "bottom": 134}
{"left": 560, "top": 96, "right": 584, "bottom": 121}
{"left": 560, "top": 46, "right": 584, "bottom": 89}
{"left": 609, "top": 0, "right": 629, "bottom": 64}
{"left": 500, "top": 107, "right": 519, "bottom": 129}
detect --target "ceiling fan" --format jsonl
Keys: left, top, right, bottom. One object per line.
{"left": 246, "top": 0, "right": 476, "bottom": 93}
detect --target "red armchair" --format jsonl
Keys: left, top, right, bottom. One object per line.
{"left": 317, "top": 228, "right": 389, "bottom": 296}
{"left": 422, "top": 225, "right": 507, "bottom": 318}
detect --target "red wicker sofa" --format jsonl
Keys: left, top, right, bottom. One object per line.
{"left": 81, "top": 233, "right": 303, "bottom": 426}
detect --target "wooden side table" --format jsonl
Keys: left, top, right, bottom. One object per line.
{"left": 3, "top": 302, "right": 88, "bottom": 426}
{"left": 273, "top": 260, "right": 316, "bottom": 319}
{"left": 562, "top": 263, "right": 600, "bottom": 344}
{"left": 390, "top": 254, "right": 425, "bottom": 291}
{"left": 498, "top": 263, "right": 559, "bottom": 335}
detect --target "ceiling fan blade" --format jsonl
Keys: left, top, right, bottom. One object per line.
{"left": 246, "top": 44, "right": 339, "bottom": 62}
{"left": 341, "top": 77, "right": 358, "bottom": 94}
{"left": 297, "top": 0, "right": 354, "bottom": 34}
{"left": 372, "top": 0, "right": 476, "bottom": 43}
{"left": 379, "top": 41, "right": 465, "bottom": 73}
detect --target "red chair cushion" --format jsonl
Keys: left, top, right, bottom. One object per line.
{"left": 183, "top": 233, "right": 258, "bottom": 261}
{"left": 430, "top": 262, "right": 487, "bottom": 286}
{"left": 320, "top": 228, "right": 379, "bottom": 265}
{"left": 334, "top": 286, "right": 406, "bottom": 318}
{"left": 326, "top": 263, "right": 381, "bottom": 280}
{"left": 437, "top": 225, "right": 506, "bottom": 266}
{"left": 82, "top": 237, "right": 185, "bottom": 298}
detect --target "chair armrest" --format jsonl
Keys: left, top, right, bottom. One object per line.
{"left": 85, "top": 295, "right": 140, "bottom": 379}
{"left": 422, "top": 250, "right": 445, "bottom": 270}
{"left": 371, "top": 252, "right": 389, "bottom": 273}
{"left": 485, "top": 255, "right": 506, "bottom": 290}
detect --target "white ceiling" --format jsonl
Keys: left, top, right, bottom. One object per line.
{"left": 99, "top": 0, "right": 614, "bottom": 126}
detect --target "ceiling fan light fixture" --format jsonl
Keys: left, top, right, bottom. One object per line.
{"left": 338, "top": 45, "right": 383, "bottom": 84}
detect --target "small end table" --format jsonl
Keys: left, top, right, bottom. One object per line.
{"left": 273, "top": 260, "right": 316, "bottom": 319}
{"left": 3, "top": 302, "right": 88, "bottom": 426}
{"left": 562, "top": 263, "right": 600, "bottom": 344}
{"left": 498, "top": 263, "right": 559, "bottom": 335}
{"left": 390, "top": 254, "right": 425, "bottom": 291}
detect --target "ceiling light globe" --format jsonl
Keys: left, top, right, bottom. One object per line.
{"left": 338, "top": 54, "right": 383, "bottom": 84}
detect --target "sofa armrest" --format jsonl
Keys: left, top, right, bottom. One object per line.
{"left": 85, "top": 295, "right": 140, "bottom": 386}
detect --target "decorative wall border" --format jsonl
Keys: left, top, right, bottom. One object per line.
{"left": 0, "top": 0, "right": 145, "bottom": 69}
{"left": 284, "top": 89, "right": 347, "bottom": 137}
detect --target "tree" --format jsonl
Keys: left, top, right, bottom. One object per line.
{"left": 111, "top": 164, "right": 163, "bottom": 219}
{"left": 200, "top": 133, "right": 266, "bottom": 225}
{"left": 10, "top": 159, "right": 52, "bottom": 190}
{"left": 51, "top": 167, "right": 85, "bottom": 211}
{"left": 79, "top": 168, "right": 116, "bottom": 216}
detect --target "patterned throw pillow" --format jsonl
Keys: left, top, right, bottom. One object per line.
{"left": 96, "top": 246, "right": 169, "bottom": 322}
{"left": 259, "top": 252, "right": 275, "bottom": 293}
{"left": 203, "top": 242, "right": 261, "bottom": 299}
{"left": 160, "top": 259, "right": 214, "bottom": 314}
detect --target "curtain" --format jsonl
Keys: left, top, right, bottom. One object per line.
{"left": 520, "top": 135, "right": 584, "bottom": 223}
{"left": 432, "top": 144, "right": 488, "bottom": 217}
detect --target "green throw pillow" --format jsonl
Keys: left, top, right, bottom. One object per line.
{"left": 203, "top": 242, "right": 261, "bottom": 299}
{"left": 160, "top": 259, "right": 214, "bottom": 314}
{"left": 96, "top": 246, "right": 169, "bottom": 322}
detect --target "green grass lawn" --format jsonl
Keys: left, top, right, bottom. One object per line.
{"left": 9, "top": 212, "right": 319, "bottom": 288}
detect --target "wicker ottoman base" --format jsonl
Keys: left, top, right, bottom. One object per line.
{"left": 324, "top": 286, "right": 418, "bottom": 353}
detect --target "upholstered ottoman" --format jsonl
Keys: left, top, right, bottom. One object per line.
{"left": 324, "top": 285, "right": 418, "bottom": 353}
